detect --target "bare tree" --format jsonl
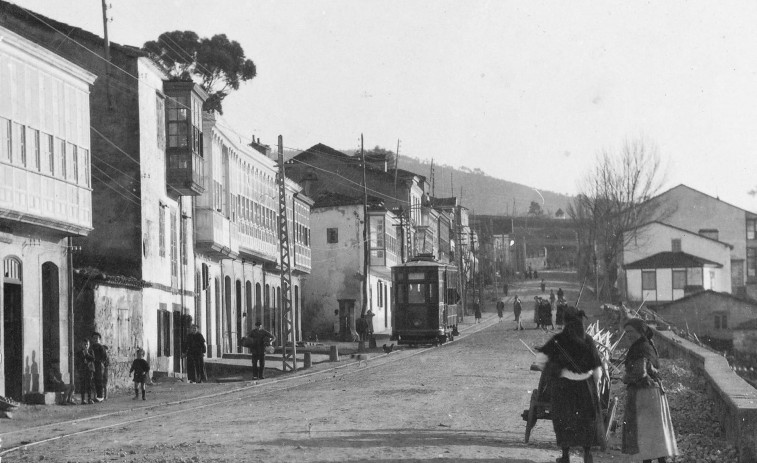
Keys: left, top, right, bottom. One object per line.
{"left": 568, "top": 137, "right": 671, "bottom": 300}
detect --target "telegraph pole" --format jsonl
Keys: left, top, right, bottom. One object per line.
{"left": 361, "top": 134, "right": 369, "bottom": 318}
{"left": 277, "top": 135, "right": 296, "bottom": 371}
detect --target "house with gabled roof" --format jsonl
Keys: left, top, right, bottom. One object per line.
{"left": 645, "top": 184, "right": 757, "bottom": 299}
{"left": 622, "top": 221, "right": 733, "bottom": 304}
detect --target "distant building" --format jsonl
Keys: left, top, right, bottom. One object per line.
{"left": 647, "top": 184, "right": 757, "bottom": 299}
{"left": 654, "top": 290, "right": 757, "bottom": 343}
{"left": 622, "top": 221, "right": 733, "bottom": 303}
{"left": 0, "top": 25, "right": 96, "bottom": 400}
{"left": 301, "top": 193, "right": 399, "bottom": 339}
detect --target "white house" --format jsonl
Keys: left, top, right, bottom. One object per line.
{"left": 622, "top": 221, "right": 732, "bottom": 303}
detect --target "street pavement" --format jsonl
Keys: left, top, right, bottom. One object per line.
{"left": 2, "top": 271, "right": 633, "bottom": 462}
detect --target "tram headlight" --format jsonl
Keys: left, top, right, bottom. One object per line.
{"left": 412, "top": 319, "right": 422, "bottom": 328}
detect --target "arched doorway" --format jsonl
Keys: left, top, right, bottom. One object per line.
{"left": 245, "top": 281, "right": 252, "bottom": 335}
{"left": 224, "top": 276, "right": 232, "bottom": 353}
{"left": 42, "top": 262, "right": 60, "bottom": 391}
{"left": 4, "top": 257, "right": 23, "bottom": 400}
{"left": 255, "top": 283, "right": 262, "bottom": 326}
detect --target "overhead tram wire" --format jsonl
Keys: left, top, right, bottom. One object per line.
{"left": 18, "top": 5, "right": 421, "bottom": 207}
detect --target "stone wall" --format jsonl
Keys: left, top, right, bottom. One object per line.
{"left": 655, "top": 330, "right": 757, "bottom": 463}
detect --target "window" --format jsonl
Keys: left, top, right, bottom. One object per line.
{"left": 45, "top": 134, "right": 54, "bottom": 175}
{"left": 699, "top": 229, "right": 719, "bottom": 241}
{"left": 157, "top": 304, "right": 171, "bottom": 357}
{"left": 641, "top": 271, "right": 656, "bottom": 290}
{"left": 59, "top": 138, "right": 66, "bottom": 179}
{"left": 167, "top": 95, "right": 189, "bottom": 148}
{"left": 672, "top": 270, "right": 687, "bottom": 290}
{"left": 82, "top": 149, "right": 89, "bottom": 187}
{"left": 377, "top": 281, "right": 383, "bottom": 307}
{"left": 0, "top": 117, "right": 10, "bottom": 161}
{"left": 32, "top": 129, "right": 40, "bottom": 171}
{"left": 170, "top": 209, "right": 178, "bottom": 279}
{"left": 748, "top": 220, "right": 757, "bottom": 241}
{"left": 714, "top": 313, "right": 728, "bottom": 330}
{"left": 181, "top": 215, "right": 187, "bottom": 266}
{"left": 13, "top": 123, "right": 25, "bottom": 166}
{"left": 748, "top": 248, "right": 757, "bottom": 279}
{"left": 72, "top": 145, "right": 78, "bottom": 183}
{"left": 671, "top": 239, "right": 681, "bottom": 252}
{"left": 159, "top": 205, "right": 166, "bottom": 257}
{"left": 327, "top": 228, "right": 338, "bottom": 244}
{"left": 156, "top": 94, "right": 166, "bottom": 150}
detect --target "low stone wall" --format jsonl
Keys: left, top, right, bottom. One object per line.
{"left": 655, "top": 330, "right": 757, "bottom": 463}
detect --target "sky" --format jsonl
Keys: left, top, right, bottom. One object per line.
{"left": 9, "top": 0, "right": 757, "bottom": 211}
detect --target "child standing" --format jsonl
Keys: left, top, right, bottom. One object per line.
{"left": 75, "top": 340, "right": 95, "bottom": 404}
{"left": 91, "top": 332, "right": 110, "bottom": 402}
{"left": 129, "top": 348, "right": 150, "bottom": 400}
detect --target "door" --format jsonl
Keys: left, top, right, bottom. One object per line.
{"left": 42, "top": 262, "right": 60, "bottom": 389}
{"left": 172, "top": 305, "right": 183, "bottom": 373}
{"left": 4, "top": 282, "right": 22, "bottom": 400}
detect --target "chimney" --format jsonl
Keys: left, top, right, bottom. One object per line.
{"left": 249, "top": 136, "right": 272, "bottom": 158}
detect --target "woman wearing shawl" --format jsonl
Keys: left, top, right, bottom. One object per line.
{"left": 621, "top": 318, "right": 678, "bottom": 463}
{"left": 535, "top": 306, "right": 603, "bottom": 463}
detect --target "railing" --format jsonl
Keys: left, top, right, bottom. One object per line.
{"left": 0, "top": 162, "right": 91, "bottom": 232}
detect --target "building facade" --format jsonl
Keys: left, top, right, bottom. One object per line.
{"left": 195, "top": 115, "right": 311, "bottom": 355}
{"left": 0, "top": 25, "right": 96, "bottom": 399}
{"left": 622, "top": 221, "right": 732, "bottom": 303}
{"left": 301, "top": 196, "right": 399, "bottom": 339}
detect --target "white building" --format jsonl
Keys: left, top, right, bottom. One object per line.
{"left": 195, "top": 114, "right": 311, "bottom": 355}
{"left": 0, "top": 26, "right": 96, "bottom": 399}
{"left": 622, "top": 221, "right": 732, "bottom": 303}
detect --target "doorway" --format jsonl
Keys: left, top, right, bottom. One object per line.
{"left": 4, "top": 257, "right": 23, "bottom": 400}
{"left": 42, "top": 262, "right": 60, "bottom": 390}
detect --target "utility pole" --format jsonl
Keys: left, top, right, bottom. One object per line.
{"left": 276, "top": 135, "right": 296, "bottom": 371}
{"left": 361, "top": 134, "right": 370, "bottom": 318}
{"left": 100, "top": 0, "right": 114, "bottom": 110}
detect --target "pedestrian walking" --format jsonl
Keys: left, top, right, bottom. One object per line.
{"left": 183, "top": 324, "right": 206, "bottom": 384}
{"left": 503, "top": 282, "right": 509, "bottom": 296}
{"left": 90, "top": 332, "right": 109, "bottom": 402}
{"left": 496, "top": 299, "right": 505, "bottom": 322}
{"left": 513, "top": 295, "right": 523, "bottom": 330}
{"left": 535, "top": 306, "right": 604, "bottom": 463}
{"left": 540, "top": 278, "right": 546, "bottom": 293}
{"left": 75, "top": 339, "right": 95, "bottom": 405}
{"left": 474, "top": 300, "right": 482, "bottom": 323}
{"left": 557, "top": 287, "right": 564, "bottom": 300}
{"left": 550, "top": 289, "right": 556, "bottom": 309}
{"left": 534, "top": 270, "right": 539, "bottom": 279}
{"left": 621, "top": 318, "right": 678, "bottom": 463}
{"left": 246, "top": 321, "right": 275, "bottom": 380}
{"left": 556, "top": 298, "right": 567, "bottom": 328}
{"left": 539, "top": 298, "right": 554, "bottom": 331}
{"left": 129, "top": 348, "right": 150, "bottom": 401}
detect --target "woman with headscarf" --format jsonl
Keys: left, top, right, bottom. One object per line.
{"left": 621, "top": 318, "right": 678, "bottom": 463}
{"left": 535, "top": 306, "right": 603, "bottom": 463}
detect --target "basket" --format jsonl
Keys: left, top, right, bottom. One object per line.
{"left": 264, "top": 345, "right": 275, "bottom": 354}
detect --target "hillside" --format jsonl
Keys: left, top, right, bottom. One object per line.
{"left": 285, "top": 148, "right": 574, "bottom": 215}
{"left": 397, "top": 156, "right": 574, "bottom": 216}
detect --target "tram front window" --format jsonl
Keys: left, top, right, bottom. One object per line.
{"left": 408, "top": 283, "right": 428, "bottom": 303}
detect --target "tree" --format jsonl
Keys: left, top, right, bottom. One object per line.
{"left": 568, "top": 137, "right": 671, "bottom": 300}
{"left": 528, "top": 201, "right": 543, "bottom": 216}
{"left": 143, "top": 31, "right": 257, "bottom": 114}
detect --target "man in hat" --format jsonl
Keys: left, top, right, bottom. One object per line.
{"left": 90, "top": 332, "right": 109, "bottom": 402}
{"left": 247, "top": 321, "right": 275, "bottom": 380}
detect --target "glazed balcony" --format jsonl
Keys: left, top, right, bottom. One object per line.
{"left": 166, "top": 150, "right": 205, "bottom": 196}
{"left": 194, "top": 207, "right": 239, "bottom": 258}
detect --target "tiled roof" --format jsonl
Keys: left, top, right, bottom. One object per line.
{"left": 623, "top": 251, "right": 722, "bottom": 269}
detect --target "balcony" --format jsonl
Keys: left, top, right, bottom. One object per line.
{"left": 194, "top": 207, "right": 239, "bottom": 258}
{"left": 0, "top": 162, "right": 91, "bottom": 235}
{"left": 166, "top": 151, "right": 204, "bottom": 196}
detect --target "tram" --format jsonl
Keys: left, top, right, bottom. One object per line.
{"left": 391, "top": 254, "right": 461, "bottom": 345}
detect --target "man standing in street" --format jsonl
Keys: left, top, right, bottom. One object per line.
{"left": 183, "top": 324, "right": 206, "bottom": 383}
{"left": 513, "top": 296, "right": 524, "bottom": 330}
{"left": 248, "top": 321, "right": 275, "bottom": 380}
{"left": 496, "top": 299, "right": 505, "bottom": 322}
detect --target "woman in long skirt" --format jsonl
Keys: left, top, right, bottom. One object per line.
{"left": 621, "top": 318, "right": 678, "bottom": 463}
{"left": 536, "top": 306, "right": 603, "bottom": 463}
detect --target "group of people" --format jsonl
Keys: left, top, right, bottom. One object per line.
{"left": 532, "top": 303, "right": 678, "bottom": 462}
{"left": 65, "top": 332, "right": 111, "bottom": 405}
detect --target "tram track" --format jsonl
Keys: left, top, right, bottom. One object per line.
{"left": 0, "top": 317, "right": 499, "bottom": 458}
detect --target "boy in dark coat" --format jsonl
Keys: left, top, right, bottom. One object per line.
{"left": 247, "top": 321, "right": 275, "bottom": 380}
{"left": 75, "top": 339, "right": 95, "bottom": 404}
{"left": 129, "top": 348, "right": 150, "bottom": 400}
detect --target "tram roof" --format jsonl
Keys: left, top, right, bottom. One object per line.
{"left": 393, "top": 258, "right": 457, "bottom": 270}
